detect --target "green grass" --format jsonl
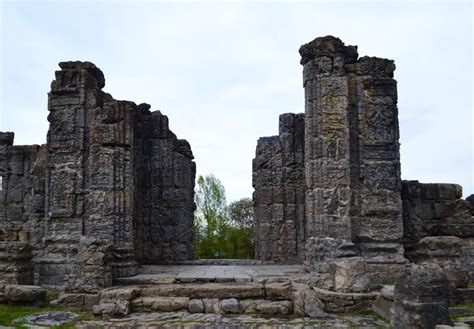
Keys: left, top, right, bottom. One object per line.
{"left": 468, "top": 282, "right": 474, "bottom": 287}
{"left": 449, "top": 302, "right": 474, "bottom": 321}
{"left": 0, "top": 304, "right": 92, "bottom": 328}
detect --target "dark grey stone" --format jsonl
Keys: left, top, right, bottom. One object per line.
{"left": 0, "top": 61, "right": 196, "bottom": 293}
{"left": 392, "top": 263, "right": 453, "bottom": 329}
{"left": 253, "top": 113, "right": 306, "bottom": 263}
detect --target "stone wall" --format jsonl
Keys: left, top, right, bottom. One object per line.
{"left": 0, "top": 61, "right": 196, "bottom": 292}
{"left": 253, "top": 113, "right": 306, "bottom": 263}
{"left": 133, "top": 105, "right": 196, "bottom": 263}
{"left": 0, "top": 133, "right": 43, "bottom": 286}
{"left": 253, "top": 35, "right": 472, "bottom": 295}
{"left": 402, "top": 180, "right": 474, "bottom": 287}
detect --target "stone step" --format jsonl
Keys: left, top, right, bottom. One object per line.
{"left": 92, "top": 282, "right": 296, "bottom": 317}
{"left": 130, "top": 296, "right": 293, "bottom": 316}
{"left": 139, "top": 282, "right": 293, "bottom": 300}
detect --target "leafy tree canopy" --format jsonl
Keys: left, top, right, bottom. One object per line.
{"left": 194, "top": 175, "right": 254, "bottom": 259}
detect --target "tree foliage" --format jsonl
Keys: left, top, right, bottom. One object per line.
{"left": 194, "top": 174, "right": 228, "bottom": 258}
{"left": 194, "top": 175, "right": 255, "bottom": 259}
{"left": 227, "top": 198, "right": 255, "bottom": 258}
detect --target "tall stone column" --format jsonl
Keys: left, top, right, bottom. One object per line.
{"left": 41, "top": 61, "right": 136, "bottom": 290}
{"left": 301, "top": 36, "right": 405, "bottom": 287}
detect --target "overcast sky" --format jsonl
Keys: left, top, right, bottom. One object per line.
{"left": 1, "top": 0, "right": 472, "bottom": 201}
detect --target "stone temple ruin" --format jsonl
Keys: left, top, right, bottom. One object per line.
{"left": 0, "top": 36, "right": 473, "bottom": 327}
{"left": 0, "top": 61, "right": 196, "bottom": 291}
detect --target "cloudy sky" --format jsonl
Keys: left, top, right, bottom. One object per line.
{"left": 1, "top": 0, "right": 472, "bottom": 201}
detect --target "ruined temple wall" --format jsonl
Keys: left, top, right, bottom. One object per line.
{"left": 0, "top": 133, "right": 41, "bottom": 285}
{"left": 133, "top": 107, "right": 196, "bottom": 263}
{"left": 0, "top": 62, "right": 196, "bottom": 292}
{"left": 39, "top": 62, "right": 134, "bottom": 290}
{"left": 402, "top": 180, "right": 474, "bottom": 284}
{"left": 253, "top": 113, "right": 306, "bottom": 263}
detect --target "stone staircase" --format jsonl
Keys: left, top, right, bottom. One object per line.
{"left": 93, "top": 280, "right": 295, "bottom": 317}
{"left": 51, "top": 264, "right": 379, "bottom": 319}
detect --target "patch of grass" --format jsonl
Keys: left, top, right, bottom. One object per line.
{"left": 0, "top": 304, "right": 93, "bottom": 328}
{"left": 468, "top": 282, "right": 474, "bottom": 287}
{"left": 449, "top": 303, "right": 474, "bottom": 321}
{"left": 0, "top": 304, "right": 56, "bottom": 326}
{"left": 450, "top": 303, "right": 474, "bottom": 311}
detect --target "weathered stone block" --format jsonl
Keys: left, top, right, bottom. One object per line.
{"left": 4, "top": 285, "right": 46, "bottom": 303}
{"left": 221, "top": 298, "right": 239, "bottom": 313}
{"left": 188, "top": 299, "right": 204, "bottom": 313}
{"left": 330, "top": 257, "right": 370, "bottom": 293}
{"left": 392, "top": 264, "right": 453, "bottom": 329}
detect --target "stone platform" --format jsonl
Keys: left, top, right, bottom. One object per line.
{"left": 115, "top": 264, "right": 305, "bottom": 285}
{"left": 74, "top": 264, "right": 380, "bottom": 318}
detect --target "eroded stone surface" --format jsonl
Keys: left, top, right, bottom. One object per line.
{"left": 254, "top": 35, "right": 406, "bottom": 289}
{"left": 0, "top": 61, "right": 196, "bottom": 293}
{"left": 73, "top": 311, "right": 389, "bottom": 328}
{"left": 4, "top": 285, "right": 46, "bottom": 303}
{"left": 392, "top": 263, "right": 453, "bottom": 329}
{"left": 253, "top": 113, "right": 306, "bottom": 263}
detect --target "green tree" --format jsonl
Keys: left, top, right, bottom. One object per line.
{"left": 194, "top": 174, "right": 228, "bottom": 258}
{"left": 194, "top": 175, "right": 255, "bottom": 259}
{"left": 227, "top": 198, "right": 255, "bottom": 259}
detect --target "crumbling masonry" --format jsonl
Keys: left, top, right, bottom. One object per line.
{"left": 0, "top": 36, "right": 472, "bottom": 315}
{"left": 253, "top": 36, "right": 474, "bottom": 293}
{"left": 0, "top": 62, "right": 196, "bottom": 292}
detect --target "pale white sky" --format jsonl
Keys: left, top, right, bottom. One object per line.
{"left": 1, "top": 0, "right": 472, "bottom": 201}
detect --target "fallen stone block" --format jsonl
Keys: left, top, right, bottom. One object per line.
{"left": 4, "top": 285, "right": 46, "bottom": 304}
